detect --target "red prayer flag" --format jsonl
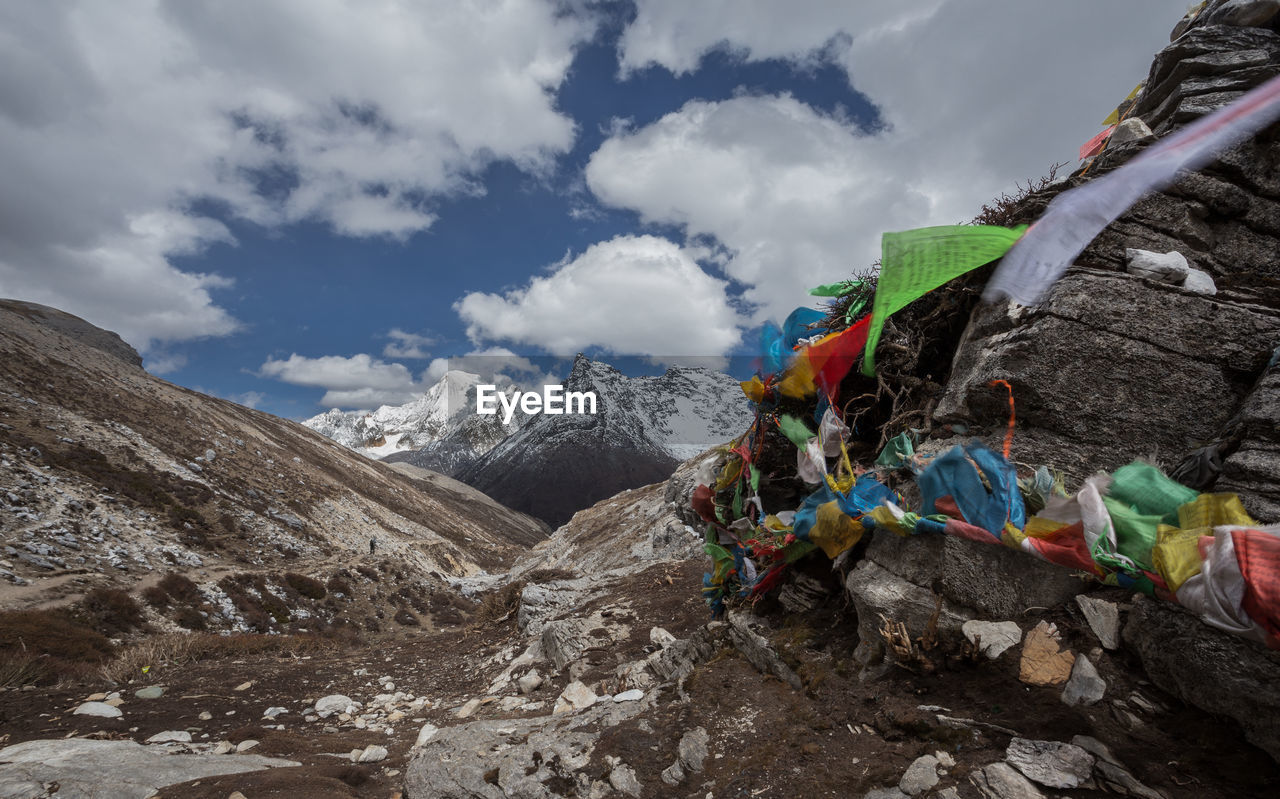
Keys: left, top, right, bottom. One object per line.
{"left": 1078, "top": 125, "right": 1116, "bottom": 160}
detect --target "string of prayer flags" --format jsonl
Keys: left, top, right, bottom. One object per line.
{"left": 1079, "top": 125, "right": 1116, "bottom": 160}
{"left": 862, "top": 225, "right": 1026, "bottom": 376}
{"left": 985, "top": 72, "right": 1280, "bottom": 306}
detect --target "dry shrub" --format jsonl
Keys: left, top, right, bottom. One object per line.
{"left": 970, "top": 162, "right": 1065, "bottom": 227}
{"left": 392, "top": 608, "right": 420, "bottom": 627}
{"left": 326, "top": 573, "right": 352, "bottom": 595}
{"left": 157, "top": 572, "right": 202, "bottom": 605}
{"left": 76, "top": 588, "right": 144, "bottom": 636}
{"left": 141, "top": 584, "right": 170, "bottom": 608}
{"left": 0, "top": 609, "right": 114, "bottom": 686}
{"left": 284, "top": 572, "right": 327, "bottom": 600}
{"left": 100, "top": 629, "right": 360, "bottom": 683}
{"left": 472, "top": 581, "right": 524, "bottom": 627}
{"left": 524, "top": 568, "right": 576, "bottom": 583}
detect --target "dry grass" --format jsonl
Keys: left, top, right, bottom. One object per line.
{"left": 471, "top": 581, "right": 524, "bottom": 627}
{"left": 0, "top": 609, "right": 115, "bottom": 687}
{"left": 100, "top": 630, "right": 361, "bottom": 683}
{"left": 970, "top": 162, "right": 1065, "bottom": 227}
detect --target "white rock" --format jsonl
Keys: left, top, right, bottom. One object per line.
{"left": 961, "top": 620, "right": 1023, "bottom": 659}
{"left": 414, "top": 723, "right": 440, "bottom": 748}
{"left": 73, "top": 702, "right": 122, "bottom": 718}
{"left": 263, "top": 707, "right": 287, "bottom": 718}
{"left": 212, "top": 740, "right": 234, "bottom": 755}
{"left": 198, "top": 711, "right": 212, "bottom": 721}
{"left": 357, "top": 745, "right": 388, "bottom": 763}
{"left": 1074, "top": 595, "right": 1120, "bottom": 650}
{"left": 518, "top": 669, "right": 543, "bottom": 695}
{"left": 235, "top": 740, "right": 259, "bottom": 753}
{"left": 650, "top": 627, "right": 677, "bottom": 647}
{"left": 899, "top": 754, "right": 940, "bottom": 795}
{"left": 613, "top": 689, "right": 644, "bottom": 703}
{"left": 145, "top": 731, "right": 191, "bottom": 744}
{"left": 455, "top": 698, "right": 483, "bottom": 718}
{"left": 314, "top": 694, "right": 356, "bottom": 716}
{"left": 553, "top": 680, "right": 597, "bottom": 714}
{"left": 1062, "top": 655, "right": 1107, "bottom": 707}
{"left": 1125, "top": 249, "right": 1189, "bottom": 283}
{"left": 1182, "top": 267, "right": 1218, "bottom": 295}
{"left": 1005, "top": 738, "right": 1095, "bottom": 789}
{"left": 1108, "top": 117, "right": 1153, "bottom": 147}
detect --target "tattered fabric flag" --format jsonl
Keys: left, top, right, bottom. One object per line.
{"left": 985, "top": 72, "right": 1280, "bottom": 306}
{"left": 1079, "top": 125, "right": 1116, "bottom": 160}
{"left": 862, "top": 225, "right": 1025, "bottom": 376}
{"left": 810, "top": 314, "right": 872, "bottom": 399}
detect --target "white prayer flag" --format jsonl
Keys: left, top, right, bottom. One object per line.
{"left": 985, "top": 73, "right": 1280, "bottom": 306}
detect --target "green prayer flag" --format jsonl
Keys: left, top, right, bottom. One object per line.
{"left": 875, "top": 431, "right": 915, "bottom": 469}
{"left": 778, "top": 415, "right": 814, "bottom": 449}
{"left": 808, "top": 278, "right": 868, "bottom": 297}
{"left": 862, "top": 225, "right": 1026, "bottom": 376}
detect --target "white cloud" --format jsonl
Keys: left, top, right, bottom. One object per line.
{"left": 455, "top": 234, "right": 743, "bottom": 359}
{"left": 0, "top": 0, "right": 592, "bottom": 350}
{"left": 598, "top": 0, "right": 1190, "bottom": 322}
{"left": 258, "top": 352, "right": 425, "bottom": 407}
{"left": 587, "top": 95, "right": 923, "bottom": 322}
{"left": 144, "top": 351, "right": 189, "bottom": 375}
{"left": 233, "top": 391, "right": 265, "bottom": 409}
{"left": 383, "top": 329, "right": 436, "bottom": 359}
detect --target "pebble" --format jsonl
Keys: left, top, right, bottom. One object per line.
{"left": 613, "top": 689, "right": 644, "bottom": 703}
{"left": 134, "top": 686, "right": 165, "bottom": 700}
{"left": 199, "top": 711, "right": 213, "bottom": 721}
{"left": 235, "top": 740, "right": 260, "bottom": 753}
{"left": 146, "top": 731, "right": 192, "bottom": 744}
{"left": 233, "top": 681, "right": 253, "bottom": 692}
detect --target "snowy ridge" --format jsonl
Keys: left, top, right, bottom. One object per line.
{"left": 455, "top": 355, "right": 752, "bottom": 527}
{"left": 302, "top": 370, "right": 519, "bottom": 460}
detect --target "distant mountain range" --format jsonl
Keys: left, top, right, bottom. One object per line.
{"left": 305, "top": 354, "right": 752, "bottom": 528}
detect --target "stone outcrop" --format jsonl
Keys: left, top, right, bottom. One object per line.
{"left": 0, "top": 738, "right": 298, "bottom": 799}
{"left": 1124, "top": 595, "right": 1280, "bottom": 761}
{"left": 933, "top": 21, "right": 1280, "bottom": 521}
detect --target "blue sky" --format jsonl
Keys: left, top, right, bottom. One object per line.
{"left": 0, "top": 1, "right": 1190, "bottom": 419}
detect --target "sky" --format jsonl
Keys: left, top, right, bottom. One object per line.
{"left": 0, "top": 0, "right": 1193, "bottom": 419}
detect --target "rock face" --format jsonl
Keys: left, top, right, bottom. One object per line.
{"left": 456, "top": 355, "right": 751, "bottom": 528}
{"left": 1124, "top": 595, "right": 1280, "bottom": 761}
{"left": 934, "top": 21, "right": 1280, "bottom": 520}
{"left": 0, "top": 738, "right": 298, "bottom": 799}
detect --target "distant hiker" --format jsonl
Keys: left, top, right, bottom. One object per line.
{"left": 369, "top": 537, "right": 377, "bottom": 555}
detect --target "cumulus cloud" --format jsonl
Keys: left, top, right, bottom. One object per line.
{"left": 0, "top": 0, "right": 591, "bottom": 350}
{"left": 595, "top": 0, "right": 1189, "bottom": 322}
{"left": 455, "top": 234, "right": 743, "bottom": 359}
{"left": 258, "top": 352, "right": 426, "bottom": 407}
{"left": 383, "top": 329, "right": 436, "bottom": 360}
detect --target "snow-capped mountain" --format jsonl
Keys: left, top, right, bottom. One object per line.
{"left": 302, "top": 370, "right": 519, "bottom": 461}
{"left": 454, "top": 355, "right": 752, "bottom": 528}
